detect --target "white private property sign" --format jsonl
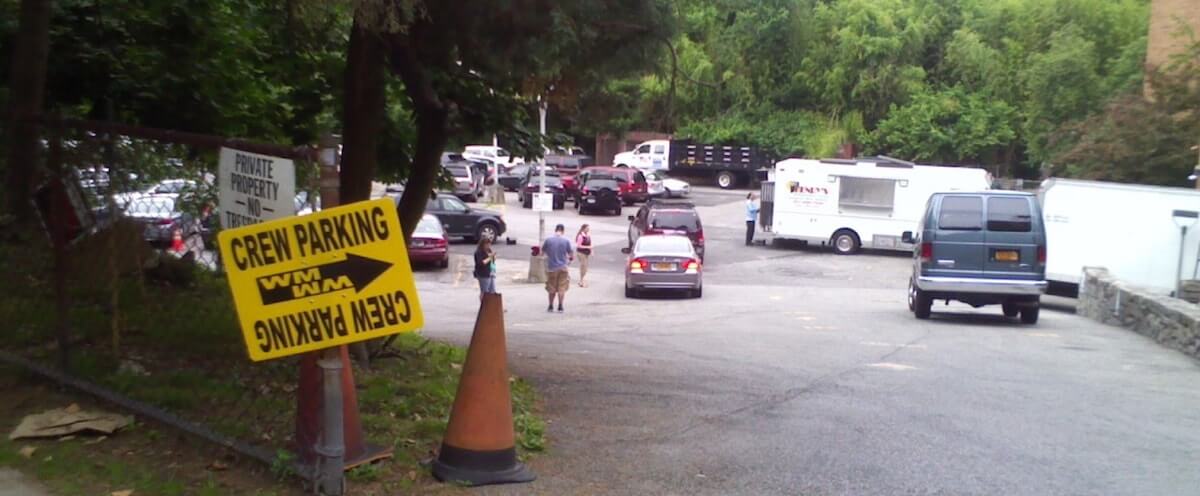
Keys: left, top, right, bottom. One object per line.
{"left": 218, "top": 147, "right": 296, "bottom": 228}
{"left": 533, "top": 193, "right": 554, "bottom": 212}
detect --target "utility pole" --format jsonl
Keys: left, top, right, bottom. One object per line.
{"left": 538, "top": 96, "right": 548, "bottom": 245}
{"left": 527, "top": 96, "right": 551, "bottom": 284}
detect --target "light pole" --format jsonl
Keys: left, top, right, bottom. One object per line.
{"left": 537, "top": 96, "right": 547, "bottom": 245}
{"left": 526, "top": 95, "right": 551, "bottom": 284}
{"left": 1172, "top": 209, "right": 1198, "bottom": 297}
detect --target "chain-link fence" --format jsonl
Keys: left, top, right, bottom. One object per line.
{"left": 0, "top": 117, "right": 324, "bottom": 476}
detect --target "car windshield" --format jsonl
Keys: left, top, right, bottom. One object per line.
{"left": 590, "top": 173, "right": 626, "bottom": 183}
{"left": 415, "top": 216, "right": 443, "bottom": 235}
{"left": 127, "top": 197, "right": 175, "bottom": 215}
{"left": 530, "top": 177, "right": 562, "bottom": 186}
{"left": 585, "top": 179, "right": 619, "bottom": 190}
{"left": 446, "top": 166, "right": 469, "bottom": 178}
{"left": 154, "top": 181, "right": 185, "bottom": 194}
{"left": 636, "top": 236, "right": 693, "bottom": 254}
{"left": 649, "top": 210, "right": 700, "bottom": 231}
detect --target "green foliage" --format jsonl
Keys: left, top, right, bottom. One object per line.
{"left": 677, "top": 109, "right": 863, "bottom": 158}
{"left": 867, "top": 86, "right": 1017, "bottom": 163}
{"left": 269, "top": 449, "right": 297, "bottom": 481}
{"left": 0, "top": 0, "right": 351, "bottom": 144}
{"left": 581, "top": 0, "right": 1151, "bottom": 177}
{"left": 1048, "top": 39, "right": 1200, "bottom": 186}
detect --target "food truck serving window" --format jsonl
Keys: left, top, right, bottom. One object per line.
{"left": 838, "top": 177, "right": 896, "bottom": 212}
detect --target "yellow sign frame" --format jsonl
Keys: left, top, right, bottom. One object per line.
{"left": 217, "top": 198, "right": 423, "bottom": 361}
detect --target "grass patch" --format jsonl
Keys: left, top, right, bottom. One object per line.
{"left": 349, "top": 332, "right": 546, "bottom": 492}
{"left": 0, "top": 232, "right": 547, "bottom": 493}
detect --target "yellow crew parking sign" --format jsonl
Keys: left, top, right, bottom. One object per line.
{"left": 217, "top": 198, "right": 423, "bottom": 361}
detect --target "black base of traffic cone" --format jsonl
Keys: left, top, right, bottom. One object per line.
{"left": 431, "top": 444, "right": 535, "bottom": 486}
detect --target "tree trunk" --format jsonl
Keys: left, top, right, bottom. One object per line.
{"left": 4, "top": 0, "right": 53, "bottom": 221}
{"left": 339, "top": 19, "right": 388, "bottom": 368}
{"left": 388, "top": 35, "right": 451, "bottom": 243}
{"left": 339, "top": 19, "right": 386, "bottom": 207}
{"left": 396, "top": 110, "right": 449, "bottom": 243}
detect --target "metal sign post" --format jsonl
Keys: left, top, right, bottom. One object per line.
{"left": 316, "top": 349, "right": 345, "bottom": 496}
{"left": 1172, "top": 209, "right": 1198, "bottom": 297}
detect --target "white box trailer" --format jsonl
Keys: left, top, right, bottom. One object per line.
{"left": 1039, "top": 178, "right": 1200, "bottom": 295}
{"left": 762, "top": 157, "right": 992, "bottom": 254}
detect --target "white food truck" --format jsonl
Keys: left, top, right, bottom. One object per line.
{"left": 760, "top": 157, "right": 992, "bottom": 254}
{"left": 1040, "top": 178, "right": 1200, "bottom": 296}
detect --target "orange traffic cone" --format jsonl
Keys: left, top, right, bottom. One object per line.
{"left": 432, "top": 293, "right": 535, "bottom": 486}
{"left": 170, "top": 228, "right": 185, "bottom": 253}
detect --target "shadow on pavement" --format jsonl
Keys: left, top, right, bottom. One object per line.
{"left": 763, "top": 238, "right": 912, "bottom": 258}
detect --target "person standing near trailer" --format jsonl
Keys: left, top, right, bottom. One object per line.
{"left": 745, "top": 193, "right": 760, "bottom": 245}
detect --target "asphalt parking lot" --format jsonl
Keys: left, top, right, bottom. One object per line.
{"left": 411, "top": 186, "right": 1200, "bottom": 496}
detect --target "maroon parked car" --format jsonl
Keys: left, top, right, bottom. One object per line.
{"left": 409, "top": 214, "right": 449, "bottom": 268}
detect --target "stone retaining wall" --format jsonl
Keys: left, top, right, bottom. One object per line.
{"left": 1079, "top": 267, "right": 1200, "bottom": 359}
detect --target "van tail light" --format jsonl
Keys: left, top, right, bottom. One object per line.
{"left": 581, "top": 187, "right": 589, "bottom": 195}
{"left": 696, "top": 230, "right": 705, "bottom": 246}
{"left": 920, "top": 242, "right": 932, "bottom": 263}
{"left": 683, "top": 259, "right": 700, "bottom": 273}
{"left": 629, "top": 258, "right": 646, "bottom": 273}
{"left": 1037, "top": 245, "right": 1046, "bottom": 264}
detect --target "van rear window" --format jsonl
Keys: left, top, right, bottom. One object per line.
{"left": 987, "top": 197, "right": 1032, "bottom": 232}
{"left": 938, "top": 196, "right": 983, "bottom": 230}
{"left": 649, "top": 211, "right": 700, "bottom": 231}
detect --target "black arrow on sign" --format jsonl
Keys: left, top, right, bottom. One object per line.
{"left": 256, "top": 253, "right": 392, "bottom": 305}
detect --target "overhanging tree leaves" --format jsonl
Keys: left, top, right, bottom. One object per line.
{"left": 1048, "top": 40, "right": 1200, "bottom": 186}
{"left": 347, "top": 0, "right": 672, "bottom": 241}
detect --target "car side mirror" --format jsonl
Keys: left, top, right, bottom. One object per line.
{"left": 620, "top": 247, "right": 631, "bottom": 255}
{"left": 627, "top": 215, "right": 635, "bottom": 222}
{"left": 902, "top": 231, "right": 914, "bottom": 244}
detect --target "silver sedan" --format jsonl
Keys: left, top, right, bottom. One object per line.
{"left": 622, "top": 234, "right": 703, "bottom": 298}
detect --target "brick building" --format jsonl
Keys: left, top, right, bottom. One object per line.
{"left": 1146, "top": 0, "right": 1200, "bottom": 71}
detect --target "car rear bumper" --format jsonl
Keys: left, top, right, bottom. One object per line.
{"left": 916, "top": 276, "right": 1047, "bottom": 295}
{"left": 408, "top": 247, "right": 447, "bottom": 263}
{"left": 579, "top": 197, "right": 620, "bottom": 209}
{"left": 626, "top": 272, "right": 701, "bottom": 290}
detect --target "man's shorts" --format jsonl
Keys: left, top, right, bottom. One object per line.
{"left": 546, "top": 269, "right": 570, "bottom": 293}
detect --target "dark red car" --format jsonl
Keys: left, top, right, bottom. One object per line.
{"left": 575, "top": 166, "right": 649, "bottom": 205}
{"left": 408, "top": 213, "right": 449, "bottom": 268}
{"left": 546, "top": 154, "right": 594, "bottom": 197}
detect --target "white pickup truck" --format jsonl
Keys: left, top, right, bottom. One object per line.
{"left": 612, "top": 140, "right": 670, "bottom": 172}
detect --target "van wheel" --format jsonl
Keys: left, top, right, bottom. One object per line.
{"left": 1002, "top": 303, "right": 1019, "bottom": 318}
{"left": 831, "top": 230, "right": 860, "bottom": 255}
{"left": 1020, "top": 305, "right": 1040, "bottom": 324}
{"left": 910, "top": 279, "right": 932, "bottom": 319}
{"left": 716, "top": 171, "right": 736, "bottom": 189}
